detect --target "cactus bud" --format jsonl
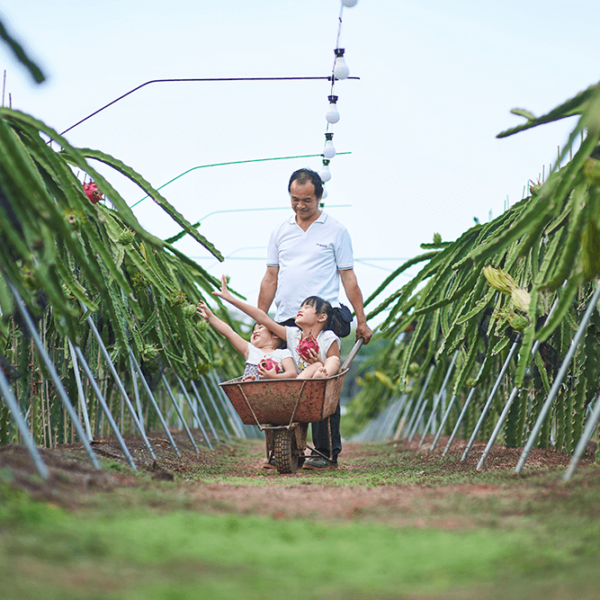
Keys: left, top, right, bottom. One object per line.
{"left": 408, "top": 362, "right": 420, "bottom": 376}
{"left": 118, "top": 228, "right": 135, "bottom": 245}
{"left": 182, "top": 303, "right": 197, "bottom": 318}
{"left": 583, "top": 158, "right": 600, "bottom": 185}
{"left": 483, "top": 266, "right": 517, "bottom": 295}
{"left": 508, "top": 312, "right": 529, "bottom": 332}
{"left": 510, "top": 288, "right": 531, "bottom": 313}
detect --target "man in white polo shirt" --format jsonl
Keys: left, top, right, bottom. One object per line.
{"left": 258, "top": 168, "right": 372, "bottom": 469}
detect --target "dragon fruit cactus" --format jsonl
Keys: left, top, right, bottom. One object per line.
{"left": 83, "top": 182, "right": 102, "bottom": 205}
{"left": 298, "top": 333, "right": 319, "bottom": 361}
{"left": 260, "top": 358, "right": 281, "bottom": 373}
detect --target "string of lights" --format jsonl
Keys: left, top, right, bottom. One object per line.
{"left": 319, "top": 0, "right": 359, "bottom": 201}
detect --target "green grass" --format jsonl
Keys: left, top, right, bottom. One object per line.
{"left": 2, "top": 501, "right": 599, "bottom": 600}
{"left": 0, "top": 442, "right": 599, "bottom": 600}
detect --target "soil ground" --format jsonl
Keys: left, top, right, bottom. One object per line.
{"left": 0, "top": 428, "right": 597, "bottom": 525}
{"left": 2, "top": 429, "right": 600, "bottom": 600}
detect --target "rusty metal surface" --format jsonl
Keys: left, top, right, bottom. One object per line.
{"left": 219, "top": 370, "right": 348, "bottom": 426}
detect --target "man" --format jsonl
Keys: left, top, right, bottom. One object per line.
{"left": 258, "top": 168, "right": 372, "bottom": 469}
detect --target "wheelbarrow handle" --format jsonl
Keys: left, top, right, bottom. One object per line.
{"left": 342, "top": 337, "right": 364, "bottom": 371}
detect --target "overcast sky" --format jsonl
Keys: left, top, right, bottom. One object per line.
{"left": 2, "top": 0, "right": 599, "bottom": 323}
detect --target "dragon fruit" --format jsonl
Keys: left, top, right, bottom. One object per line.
{"left": 83, "top": 182, "right": 102, "bottom": 205}
{"left": 260, "top": 358, "right": 281, "bottom": 373}
{"left": 298, "top": 333, "right": 319, "bottom": 361}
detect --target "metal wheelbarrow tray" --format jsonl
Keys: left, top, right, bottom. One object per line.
{"left": 220, "top": 371, "right": 346, "bottom": 426}
{"left": 219, "top": 339, "right": 363, "bottom": 475}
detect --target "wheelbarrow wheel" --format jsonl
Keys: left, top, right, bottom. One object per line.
{"left": 273, "top": 429, "right": 298, "bottom": 474}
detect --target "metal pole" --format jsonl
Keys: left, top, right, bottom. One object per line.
{"left": 420, "top": 352, "right": 458, "bottom": 446}
{"left": 161, "top": 374, "right": 199, "bottom": 453}
{"left": 408, "top": 398, "right": 429, "bottom": 442}
{"left": 128, "top": 349, "right": 181, "bottom": 457}
{"left": 190, "top": 379, "right": 220, "bottom": 445}
{"left": 431, "top": 394, "right": 456, "bottom": 451}
{"left": 403, "top": 364, "right": 434, "bottom": 439}
{"left": 199, "top": 377, "right": 232, "bottom": 441}
{"left": 563, "top": 391, "right": 600, "bottom": 481}
{"left": 9, "top": 283, "right": 100, "bottom": 470}
{"left": 403, "top": 397, "right": 423, "bottom": 440}
{"left": 67, "top": 340, "right": 93, "bottom": 441}
{"left": 176, "top": 376, "right": 213, "bottom": 450}
{"left": 74, "top": 347, "right": 137, "bottom": 470}
{"left": 442, "top": 357, "right": 488, "bottom": 456}
{"left": 86, "top": 315, "right": 156, "bottom": 459}
{"left": 477, "top": 292, "right": 564, "bottom": 470}
{"left": 0, "top": 363, "right": 49, "bottom": 479}
{"left": 129, "top": 357, "right": 145, "bottom": 434}
{"left": 516, "top": 281, "right": 600, "bottom": 473}
{"left": 461, "top": 339, "right": 520, "bottom": 461}
{"left": 208, "top": 371, "right": 247, "bottom": 438}
{"left": 476, "top": 387, "right": 520, "bottom": 470}
{"left": 384, "top": 396, "right": 407, "bottom": 440}
{"left": 206, "top": 372, "right": 244, "bottom": 438}
{"left": 394, "top": 398, "right": 414, "bottom": 439}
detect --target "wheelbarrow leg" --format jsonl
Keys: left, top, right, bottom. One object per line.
{"left": 265, "top": 428, "right": 274, "bottom": 461}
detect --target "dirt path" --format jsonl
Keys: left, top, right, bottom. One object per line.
{"left": 2, "top": 429, "right": 599, "bottom": 528}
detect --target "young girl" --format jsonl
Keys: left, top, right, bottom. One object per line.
{"left": 212, "top": 276, "right": 341, "bottom": 379}
{"left": 196, "top": 300, "right": 296, "bottom": 380}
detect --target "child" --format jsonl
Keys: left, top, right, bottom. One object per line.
{"left": 196, "top": 300, "right": 296, "bottom": 380}
{"left": 212, "top": 276, "right": 341, "bottom": 379}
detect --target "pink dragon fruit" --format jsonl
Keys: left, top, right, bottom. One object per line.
{"left": 298, "top": 333, "right": 319, "bottom": 361}
{"left": 83, "top": 182, "right": 102, "bottom": 205}
{"left": 260, "top": 358, "right": 281, "bottom": 373}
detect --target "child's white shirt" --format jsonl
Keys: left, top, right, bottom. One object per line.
{"left": 285, "top": 327, "right": 341, "bottom": 373}
{"left": 243, "top": 344, "right": 294, "bottom": 379}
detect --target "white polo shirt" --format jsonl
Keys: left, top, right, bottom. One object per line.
{"left": 266, "top": 211, "right": 354, "bottom": 322}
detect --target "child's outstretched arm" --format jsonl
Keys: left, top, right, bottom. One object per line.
{"left": 196, "top": 300, "right": 249, "bottom": 359}
{"left": 213, "top": 275, "right": 287, "bottom": 341}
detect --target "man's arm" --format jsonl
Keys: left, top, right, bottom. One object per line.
{"left": 258, "top": 265, "right": 279, "bottom": 313}
{"left": 339, "top": 268, "right": 373, "bottom": 344}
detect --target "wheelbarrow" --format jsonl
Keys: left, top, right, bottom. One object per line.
{"left": 219, "top": 339, "right": 363, "bottom": 474}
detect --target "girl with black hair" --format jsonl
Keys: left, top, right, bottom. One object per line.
{"left": 212, "top": 276, "right": 341, "bottom": 379}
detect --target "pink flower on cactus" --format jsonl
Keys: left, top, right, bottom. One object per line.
{"left": 83, "top": 182, "right": 102, "bottom": 205}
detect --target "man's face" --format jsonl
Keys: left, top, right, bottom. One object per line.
{"left": 290, "top": 180, "right": 321, "bottom": 222}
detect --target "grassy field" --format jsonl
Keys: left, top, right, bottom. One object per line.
{"left": 0, "top": 439, "right": 599, "bottom": 600}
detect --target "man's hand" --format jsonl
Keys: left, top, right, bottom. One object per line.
{"left": 212, "top": 274, "right": 233, "bottom": 302}
{"left": 356, "top": 321, "right": 373, "bottom": 344}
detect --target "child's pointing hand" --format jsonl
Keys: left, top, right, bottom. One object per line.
{"left": 196, "top": 300, "right": 212, "bottom": 319}
{"left": 212, "top": 275, "right": 233, "bottom": 302}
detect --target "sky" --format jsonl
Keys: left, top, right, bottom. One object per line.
{"left": 2, "top": 0, "right": 600, "bottom": 324}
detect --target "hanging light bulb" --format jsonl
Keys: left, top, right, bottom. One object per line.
{"left": 323, "top": 132, "right": 336, "bottom": 159}
{"left": 333, "top": 48, "right": 349, "bottom": 80}
{"left": 320, "top": 159, "right": 332, "bottom": 183}
{"left": 326, "top": 95, "right": 340, "bottom": 124}
{"left": 342, "top": 0, "right": 358, "bottom": 7}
